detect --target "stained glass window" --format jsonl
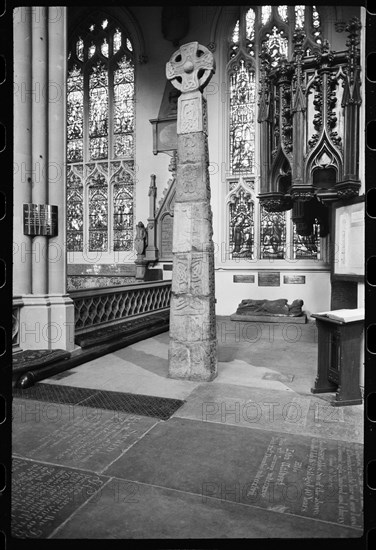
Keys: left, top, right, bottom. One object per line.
{"left": 246, "top": 8, "right": 255, "bottom": 56}
{"left": 260, "top": 208, "right": 286, "bottom": 259}
{"left": 229, "top": 189, "right": 254, "bottom": 259}
{"left": 113, "top": 169, "right": 134, "bottom": 251}
{"left": 229, "top": 59, "right": 256, "bottom": 173}
{"left": 76, "top": 38, "right": 84, "bottom": 61}
{"left": 295, "top": 6, "right": 305, "bottom": 29}
{"left": 293, "top": 221, "right": 320, "bottom": 260}
{"left": 114, "top": 28, "right": 122, "bottom": 53}
{"left": 225, "top": 6, "right": 324, "bottom": 262}
{"left": 88, "top": 171, "right": 108, "bottom": 251}
{"left": 67, "top": 16, "right": 135, "bottom": 254}
{"left": 261, "top": 6, "right": 271, "bottom": 25}
{"left": 312, "top": 6, "right": 322, "bottom": 44}
{"left": 89, "top": 60, "right": 109, "bottom": 160}
{"left": 67, "top": 66, "right": 84, "bottom": 162}
{"left": 278, "top": 6, "right": 288, "bottom": 22}
{"left": 67, "top": 166, "right": 84, "bottom": 251}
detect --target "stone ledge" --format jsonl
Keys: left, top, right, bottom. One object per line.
{"left": 230, "top": 314, "right": 307, "bottom": 324}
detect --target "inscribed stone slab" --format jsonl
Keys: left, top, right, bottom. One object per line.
{"left": 12, "top": 398, "right": 159, "bottom": 474}
{"left": 52, "top": 476, "right": 360, "bottom": 539}
{"left": 12, "top": 457, "right": 109, "bottom": 538}
{"left": 105, "top": 418, "right": 363, "bottom": 530}
{"left": 172, "top": 384, "right": 363, "bottom": 442}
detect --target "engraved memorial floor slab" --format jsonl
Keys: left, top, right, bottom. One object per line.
{"left": 52, "top": 477, "right": 360, "bottom": 539}
{"left": 172, "top": 384, "right": 363, "bottom": 443}
{"left": 105, "top": 418, "right": 363, "bottom": 532}
{"left": 12, "top": 398, "right": 159, "bottom": 474}
{"left": 12, "top": 457, "right": 110, "bottom": 539}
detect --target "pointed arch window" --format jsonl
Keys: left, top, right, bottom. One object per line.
{"left": 226, "top": 5, "right": 324, "bottom": 261}
{"left": 67, "top": 16, "right": 135, "bottom": 253}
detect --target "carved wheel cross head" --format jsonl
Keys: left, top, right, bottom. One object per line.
{"left": 166, "top": 41, "right": 215, "bottom": 93}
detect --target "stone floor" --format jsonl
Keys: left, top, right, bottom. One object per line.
{"left": 12, "top": 317, "right": 364, "bottom": 541}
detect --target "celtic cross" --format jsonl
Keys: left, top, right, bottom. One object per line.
{"left": 166, "top": 41, "right": 215, "bottom": 93}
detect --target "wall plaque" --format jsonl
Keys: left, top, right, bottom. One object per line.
{"left": 283, "top": 275, "right": 306, "bottom": 284}
{"left": 258, "top": 272, "right": 280, "bottom": 286}
{"left": 160, "top": 213, "right": 174, "bottom": 259}
{"left": 23, "top": 204, "right": 58, "bottom": 237}
{"left": 233, "top": 275, "right": 255, "bottom": 283}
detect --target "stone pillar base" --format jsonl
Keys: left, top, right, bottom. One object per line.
{"left": 168, "top": 338, "right": 217, "bottom": 381}
{"left": 135, "top": 258, "right": 148, "bottom": 279}
{"left": 18, "top": 294, "right": 75, "bottom": 351}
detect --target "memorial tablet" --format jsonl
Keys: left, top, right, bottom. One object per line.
{"left": 283, "top": 275, "right": 306, "bottom": 284}
{"left": 23, "top": 204, "right": 58, "bottom": 237}
{"left": 258, "top": 272, "right": 280, "bottom": 286}
{"left": 233, "top": 275, "right": 255, "bottom": 283}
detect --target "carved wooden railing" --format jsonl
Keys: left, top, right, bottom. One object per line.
{"left": 69, "top": 280, "right": 172, "bottom": 335}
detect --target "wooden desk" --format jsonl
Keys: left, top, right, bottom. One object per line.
{"left": 311, "top": 313, "right": 364, "bottom": 407}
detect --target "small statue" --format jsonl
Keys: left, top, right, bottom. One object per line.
{"left": 235, "top": 298, "right": 304, "bottom": 317}
{"left": 134, "top": 221, "right": 147, "bottom": 256}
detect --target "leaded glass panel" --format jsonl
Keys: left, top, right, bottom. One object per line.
{"left": 67, "top": 167, "right": 84, "bottom": 251}
{"left": 88, "top": 172, "right": 108, "bottom": 251}
{"left": 126, "top": 38, "right": 133, "bottom": 52}
{"left": 76, "top": 38, "right": 84, "bottom": 61}
{"left": 229, "top": 189, "right": 254, "bottom": 259}
{"left": 67, "top": 66, "right": 84, "bottom": 162}
{"left": 246, "top": 9, "right": 255, "bottom": 40}
{"left": 261, "top": 6, "right": 271, "bottom": 25}
{"left": 113, "top": 173, "right": 134, "bottom": 251}
{"left": 114, "top": 134, "right": 133, "bottom": 158}
{"left": 101, "top": 38, "right": 109, "bottom": 57}
{"left": 293, "top": 221, "right": 320, "bottom": 259}
{"left": 295, "top": 6, "right": 305, "bottom": 29}
{"left": 89, "top": 61, "right": 108, "bottom": 160}
{"left": 312, "top": 6, "right": 322, "bottom": 44}
{"left": 88, "top": 42, "right": 96, "bottom": 58}
{"left": 113, "top": 28, "right": 122, "bottom": 53}
{"left": 232, "top": 20, "right": 239, "bottom": 43}
{"left": 278, "top": 6, "right": 288, "bottom": 22}
{"left": 260, "top": 208, "right": 286, "bottom": 259}
{"left": 229, "top": 59, "right": 256, "bottom": 174}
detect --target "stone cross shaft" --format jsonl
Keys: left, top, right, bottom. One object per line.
{"left": 166, "top": 42, "right": 217, "bottom": 381}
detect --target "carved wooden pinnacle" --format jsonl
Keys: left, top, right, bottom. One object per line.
{"left": 166, "top": 41, "right": 215, "bottom": 93}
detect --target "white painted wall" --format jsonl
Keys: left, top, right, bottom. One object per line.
{"left": 215, "top": 269, "right": 331, "bottom": 317}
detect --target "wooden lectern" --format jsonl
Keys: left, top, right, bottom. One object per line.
{"left": 311, "top": 309, "right": 364, "bottom": 406}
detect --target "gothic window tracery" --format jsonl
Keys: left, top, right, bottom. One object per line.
{"left": 67, "top": 15, "right": 135, "bottom": 253}
{"left": 226, "top": 5, "right": 325, "bottom": 261}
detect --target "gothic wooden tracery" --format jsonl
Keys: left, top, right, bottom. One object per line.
{"left": 67, "top": 15, "right": 135, "bottom": 253}
{"left": 224, "top": 6, "right": 361, "bottom": 261}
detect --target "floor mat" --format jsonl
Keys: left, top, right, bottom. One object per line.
{"left": 81, "top": 390, "right": 185, "bottom": 421}
{"left": 13, "top": 383, "right": 185, "bottom": 420}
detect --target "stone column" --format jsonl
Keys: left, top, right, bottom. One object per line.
{"left": 13, "top": 7, "right": 32, "bottom": 296}
{"left": 31, "top": 6, "right": 48, "bottom": 295}
{"left": 47, "top": 7, "right": 75, "bottom": 351}
{"left": 166, "top": 42, "right": 217, "bottom": 381}
{"left": 15, "top": 7, "right": 74, "bottom": 351}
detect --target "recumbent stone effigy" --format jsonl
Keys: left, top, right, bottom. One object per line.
{"left": 166, "top": 42, "right": 217, "bottom": 380}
